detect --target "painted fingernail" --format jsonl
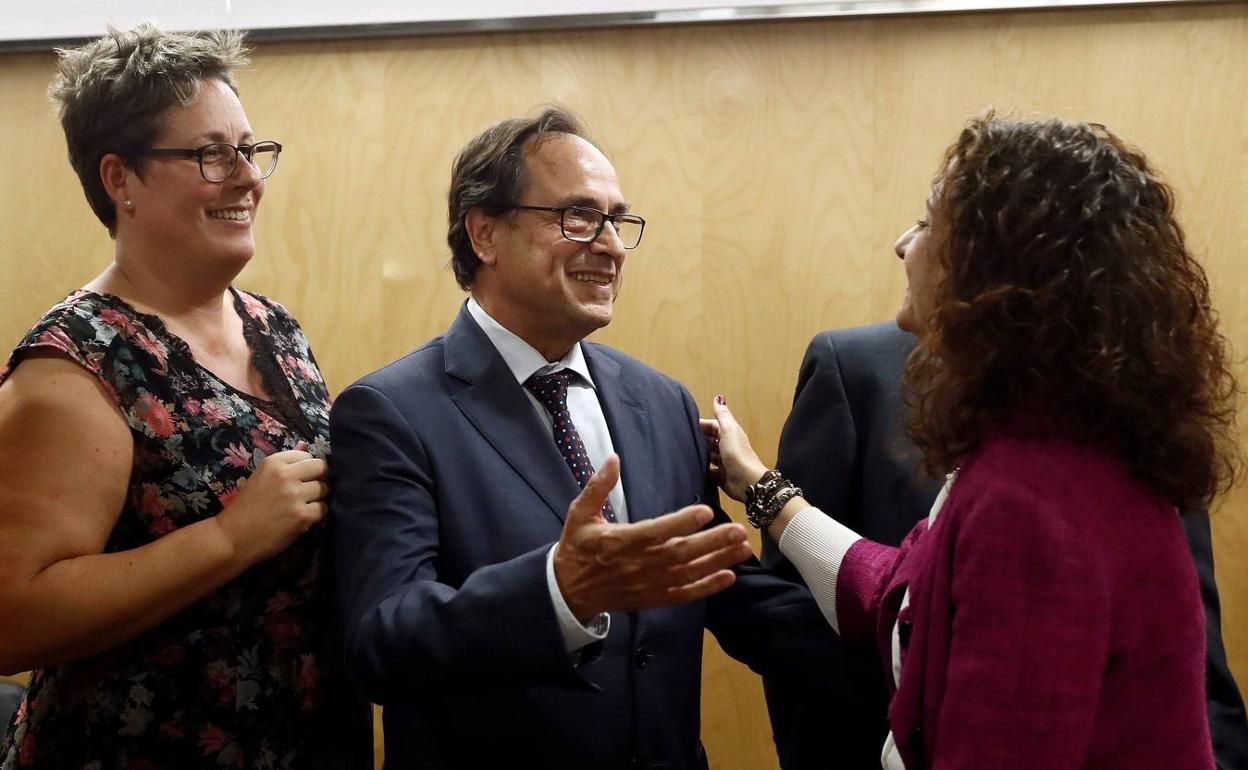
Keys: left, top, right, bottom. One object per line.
{"left": 715, "top": 394, "right": 725, "bottom": 405}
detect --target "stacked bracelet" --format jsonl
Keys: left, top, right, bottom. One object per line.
{"left": 743, "top": 470, "right": 803, "bottom": 529}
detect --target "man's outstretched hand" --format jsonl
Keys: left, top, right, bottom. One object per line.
{"left": 553, "top": 455, "right": 752, "bottom": 623}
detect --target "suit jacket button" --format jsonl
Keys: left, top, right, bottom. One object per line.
{"left": 908, "top": 725, "right": 924, "bottom": 755}
{"left": 634, "top": 647, "right": 650, "bottom": 669}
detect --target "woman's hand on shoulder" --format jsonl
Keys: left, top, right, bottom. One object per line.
{"left": 701, "top": 395, "right": 770, "bottom": 502}
{"left": 212, "top": 450, "right": 329, "bottom": 565}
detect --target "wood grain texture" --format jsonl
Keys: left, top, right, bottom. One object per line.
{"left": 0, "top": 5, "right": 1244, "bottom": 769}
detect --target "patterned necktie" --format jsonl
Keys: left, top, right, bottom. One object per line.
{"left": 524, "top": 370, "right": 617, "bottom": 522}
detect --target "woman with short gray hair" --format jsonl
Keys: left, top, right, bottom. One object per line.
{"left": 0, "top": 24, "right": 370, "bottom": 768}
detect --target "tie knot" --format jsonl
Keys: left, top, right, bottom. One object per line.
{"left": 525, "top": 370, "right": 574, "bottom": 412}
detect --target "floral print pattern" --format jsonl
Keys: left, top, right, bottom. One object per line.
{"left": 0, "top": 289, "right": 370, "bottom": 769}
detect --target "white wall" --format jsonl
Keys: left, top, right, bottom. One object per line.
{"left": 0, "top": 0, "right": 1215, "bottom": 48}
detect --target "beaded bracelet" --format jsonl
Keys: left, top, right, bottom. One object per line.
{"left": 744, "top": 470, "right": 802, "bottom": 529}
{"left": 743, "top": 469, "right": 783, "bottom": 512}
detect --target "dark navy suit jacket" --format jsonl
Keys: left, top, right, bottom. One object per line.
{"left": 329, "top": 305, "right": 835, "bottom": 770}
{"left": 764, "top": 321, "right": 1248, "bottom": 770}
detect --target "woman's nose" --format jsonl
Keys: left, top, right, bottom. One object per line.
{"left": 893, "top": 227, "right": 914, "bottom": 260}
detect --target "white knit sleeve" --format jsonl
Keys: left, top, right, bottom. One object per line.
{"left": 776, "top": 507, "right": 863, "bottom": 633}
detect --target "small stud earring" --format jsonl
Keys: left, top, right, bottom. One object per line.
{"left": 123, "top": 199, "right": 133, "bottom": 208}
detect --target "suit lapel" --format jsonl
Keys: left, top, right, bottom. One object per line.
{"left": 585, "top": 345, "right": 662, "bottom": 643}
{"left": 444, "top": 306, "right": 580, "bottom": 522}
{"left": 584, "top": 344, "right": 660, "bottom": 523}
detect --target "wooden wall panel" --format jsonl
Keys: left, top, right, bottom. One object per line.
{"left": 0, "top": 5, "right": 1244, "bottom": 769}
{"left": 0, "top": 52, "right": 110, "bottom": 346}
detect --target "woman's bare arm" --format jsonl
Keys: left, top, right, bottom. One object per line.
{"left": 0, "top": 355, "right": 325, "bottom": 674}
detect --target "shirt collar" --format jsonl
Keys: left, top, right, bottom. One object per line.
{"left": 465, "top": 296, "right": 596, "bottom": 389}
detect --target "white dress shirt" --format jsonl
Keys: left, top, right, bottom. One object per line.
{"left": 466, "top": 297, "right": 625, "bottom": 653}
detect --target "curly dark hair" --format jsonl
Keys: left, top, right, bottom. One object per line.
{"left": 446, "top": 106, "right": 595, "bottom": 289}
{"left": 904, "top": 113, "right": 1239, "bottom": 508}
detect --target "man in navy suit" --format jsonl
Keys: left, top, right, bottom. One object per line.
{"left": 762, "top": 321, "right": 1248, "bottom": 770}
{"left": 329, "top": 107, "right": 833, "bottom": 770}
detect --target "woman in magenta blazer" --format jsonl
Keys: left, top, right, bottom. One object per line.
{"left": 706, "top": 114, "right": 1239, "bottom": 770}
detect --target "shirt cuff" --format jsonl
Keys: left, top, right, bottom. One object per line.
{"left": 777, "top": 506, "right": 863, "bottom": 634}
{"left": 546, "top": 544, "right": 610, "bottom": 653}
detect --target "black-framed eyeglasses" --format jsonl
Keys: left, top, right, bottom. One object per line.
{"left": 508, "top": 204, "right": 646, "bottom": 250}
{"left": 132, "top": 140, "right": 282, "bottom": 183}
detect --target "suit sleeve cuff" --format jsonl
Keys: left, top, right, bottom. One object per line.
{"left": 777, "top": 506, "right": 862, "bottom": 633}
{"left": 546, "top": 544, "right": 610, "bottom": 653}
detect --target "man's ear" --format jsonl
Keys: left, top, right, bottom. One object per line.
{"left": 465, "top": 207, "right": 499, "bottom": 267}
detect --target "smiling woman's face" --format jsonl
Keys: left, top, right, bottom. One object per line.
{"left": 121, "top": 78, "right": 266, "bottom": 269}
{"left": 893, "top": 191, "right": 946, "bottom": 334}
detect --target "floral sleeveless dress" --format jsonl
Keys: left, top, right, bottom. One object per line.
{"left": 0, "top": 289, "right": 371, "bottom": 769}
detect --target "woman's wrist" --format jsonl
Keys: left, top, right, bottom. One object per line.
{"left": 766, "top": 495, "right": 810, "bottom": 542}
{"left": 746, "top": 463, "right": 769, "bottom": 485}
{"left": 728, "top": 463, "right": 769, "bottom": 501}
